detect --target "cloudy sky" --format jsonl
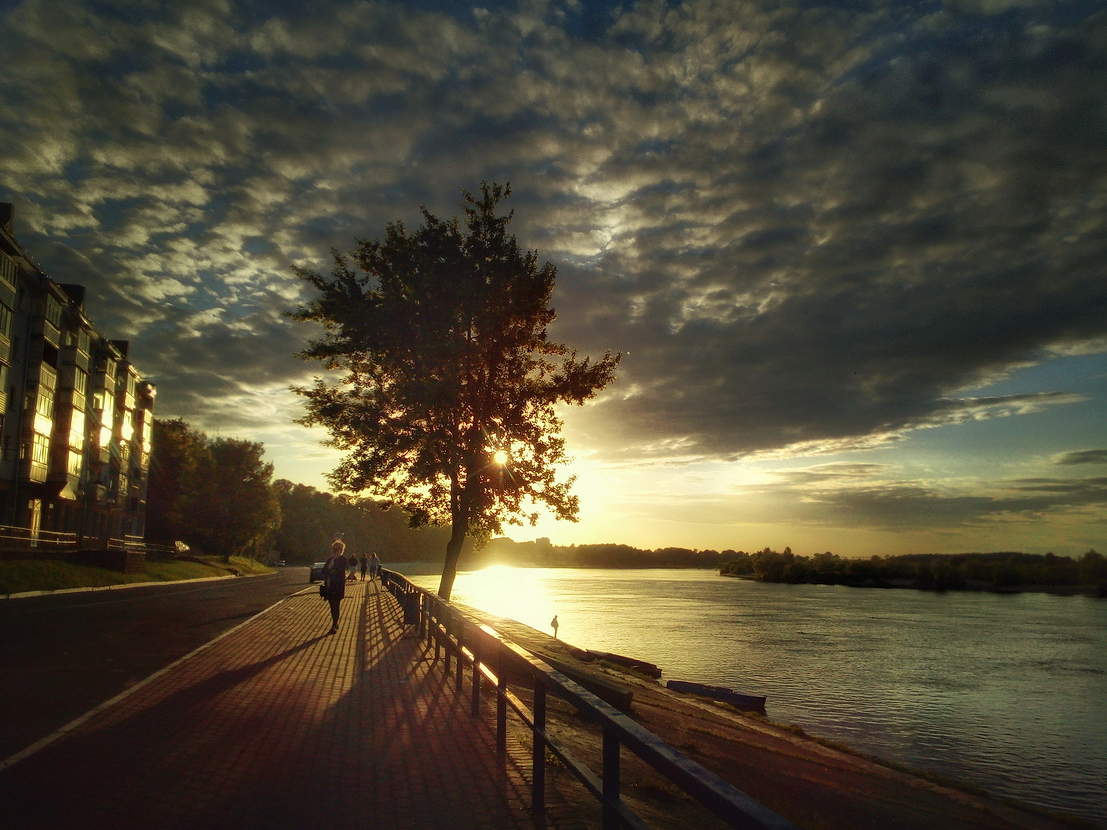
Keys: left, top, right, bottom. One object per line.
{"left": 2, "top": 0, "right": 1104, "bottom": 556}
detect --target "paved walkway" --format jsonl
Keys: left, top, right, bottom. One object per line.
{"left": 0, "top": 580, "right": 595, "bottom": 829}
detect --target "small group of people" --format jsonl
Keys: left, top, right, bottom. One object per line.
{"left": 345, "top": 551, "right": 381, "bottom": 582}
{"left": 321, "top": 540, "right": 383, "bottom": 634}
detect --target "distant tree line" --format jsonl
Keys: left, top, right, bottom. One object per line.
{"left": 475, "top": 537, "right": 724, "bottom": 569}
{"left": 719, "top": 547, "right": 1107, "bottom": 594}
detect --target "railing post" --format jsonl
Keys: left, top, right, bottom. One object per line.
{"left": 443, "top": 623, "right": 451, "bottom": 673}
{"left": 603, "top": 729, "right": 621, "bottom": 829}
{"left": 470, "top": 642, "right": 481, "bottom": 717}
{"left": 496, "top": 659, "right": 507, "bottom": 755}
{"left": 532, "top": 683, "right": 546, "bottom": 815}
{"left": 425, "top": 597, "right": 431, "bottom": 646}
{"left": 455, "top": 636, "right": 464, "bottom": 690}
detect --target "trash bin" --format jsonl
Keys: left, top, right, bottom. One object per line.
{"left": 403, "top": 592, "right": 420, "bottom": 626}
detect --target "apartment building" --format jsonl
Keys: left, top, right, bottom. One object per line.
{"left": 0, "top": 203, "right": 154, "bottom": 547}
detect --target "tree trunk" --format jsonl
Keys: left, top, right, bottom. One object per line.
{"left": 438, "top": 522, "right": 467, "bottom": 600}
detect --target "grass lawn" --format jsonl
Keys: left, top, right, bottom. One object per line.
{"left": 0, "top": 555, "right": 274, "bottom": 595}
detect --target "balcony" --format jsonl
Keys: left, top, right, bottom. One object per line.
{"left": 37, "top": 317, "right": 60, "bottom": 348}
{"left": 27, "top": 460, "right": 47, "bottom": 483}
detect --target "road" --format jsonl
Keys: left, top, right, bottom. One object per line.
{"left": 0, "top": 567, "right": 316, "bottom": 761}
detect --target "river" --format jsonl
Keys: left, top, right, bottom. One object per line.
{"left": 402, "top": 564, "right": 1107, "bottom": 824}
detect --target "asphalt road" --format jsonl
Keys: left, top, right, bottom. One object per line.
{"left": 0, "top": 567, "right": 316, "bottom": 761}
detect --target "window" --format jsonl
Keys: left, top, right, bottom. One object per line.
{"left": 77, "top": 329, "right": 90, "bottom": 356}
{"left": 121, "top": 412, "right": 134, "bottom": 441}
{"left": 29, "top": 433, "right": 50, "bottom": 480}
{"left": 31, "top": 434, "right": 49, "bottom": 463}
{"left": 45, "top": 295, "right": 62, "bottom": 329}
{"left": 67, "top": 450, "right": 82, "bottom": 477}
{"left": 74, "top": 368, "right": 87, "bottom": 395}
{"left": 69, "top": 410, "right": 85, "bottom": 449}
{"left": 0, "top": 252, "right": 16, "bottom": 290}
{"left": 0, "top": 303, "right": 12, "bottom": 343}
{"left": 35, "top": 365, "right": 56, "bottom": 419}
{"left": 40, "top": 364, "right": 57, "bottom": 391}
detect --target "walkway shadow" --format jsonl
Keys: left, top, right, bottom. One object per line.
{"left": 0, "top": 583, "right": 592, "bottom": 830}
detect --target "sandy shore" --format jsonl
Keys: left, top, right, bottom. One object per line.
{"left": 453, "top": 600, "right": 1093, "bottom": 830}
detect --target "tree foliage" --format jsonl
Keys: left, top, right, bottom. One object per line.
{"left": 147, "top": 419, "right": 282, "bottom": 562}
{"left": 719, "top": 547, "right": 1106, "bottom": 592}
{"left": 146, "top": 418, "right": 206, "bottom": 545}
{"left": 292, "top": 183, "right": 620, "bottom": 598}
{"left": 273, "top": 480, "right": 465, "bottom": 563}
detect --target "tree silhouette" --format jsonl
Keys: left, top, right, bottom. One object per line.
{"left": 147, "top": 419, "right": 280, "bottom": 561}
{"left": 146, "top": 418, "right": 206, "bottom": 545}
{"left": 292, "top": 183, "right": 619, "bottom": 599}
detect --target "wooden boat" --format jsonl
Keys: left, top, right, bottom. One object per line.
{"left": 666, "top": 679, "right": 766, "bottom": 711}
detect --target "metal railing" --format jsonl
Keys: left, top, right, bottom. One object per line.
{"left": 381, "top": 569, "right": 798, "bottom": 830}
{"left": 106, "top": 536, "right": 176, "bottom": 556}
{"left": 0, "top": 524, "right": 77, "bottom": 549}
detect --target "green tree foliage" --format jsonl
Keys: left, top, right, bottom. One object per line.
{"left": 147, "top": 419, "right": 281, "bottom": 562}
{"left": 146, "top": 418, "right": 206, "bottom": 544}
{"left": 292, "top": 183, "right": 620, "bottom": 599}
{"left": 272, "top": 480, "right": 463, "bottom": 562}
{"left": 188, "top": 438, "right": 282, "bottom": 562}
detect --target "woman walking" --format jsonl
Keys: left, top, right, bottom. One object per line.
{"left": 321, "top": 539, "right": 349, "bottom": 634}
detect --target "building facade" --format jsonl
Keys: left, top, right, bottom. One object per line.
{"left": 0, "top": 203, "right": 153, "bottom": 547}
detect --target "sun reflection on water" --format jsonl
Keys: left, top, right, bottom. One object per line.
{"left": 423, "top": 564, "right": 560, "bottom": 636}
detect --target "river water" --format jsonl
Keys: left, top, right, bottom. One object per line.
{"left": 403, "top": 565, "right": 1107, "bottom": 824}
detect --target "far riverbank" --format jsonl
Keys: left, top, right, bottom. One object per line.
{"left": 720, "top": 570, "right": 1107, "bottom": 597}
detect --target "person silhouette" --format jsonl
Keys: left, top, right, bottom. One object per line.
{"left": 550, "top": 614, "right": 559, "bottom": 639}
{"left": 321, "top": 539, "right": 349, "bottom": 634}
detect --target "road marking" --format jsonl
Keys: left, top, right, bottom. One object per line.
{"left": 0, "top": 584, "right": 318, "bottom": 772}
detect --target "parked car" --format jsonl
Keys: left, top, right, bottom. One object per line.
{"left": 277, "top": 560, "right": 287, "bottom": 567}
{"left": 309, "top": 562, "right": 327, "bottom": 582}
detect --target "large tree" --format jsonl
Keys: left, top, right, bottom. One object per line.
{"left": 188, "top": 438, "right": 282, "bottom": 562}
{"left": 146, "top": 418, "right": 207, "bottom": 545}
{"left": 147, "top": 419, "right": 281, "bottom": 562}
{"left": 292, "top": 183, "right": 619, "bottom": 599}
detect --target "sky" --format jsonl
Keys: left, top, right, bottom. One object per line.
{"left": 1, "top": 0, "right": 1104, "bottom": 557}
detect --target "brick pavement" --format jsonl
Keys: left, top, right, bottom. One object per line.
{"left": 0, "top": 580, "right": 597, "bottom": 830}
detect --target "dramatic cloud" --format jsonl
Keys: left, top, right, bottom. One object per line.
{"left": 0, "top": 0, "right": 1103, "bottom": 550}
{"left": 734, "top": 466, "right": 1107, "bottom": 531}
{"left": 1054, "top": 449, "right": 1107, "bottom": 466}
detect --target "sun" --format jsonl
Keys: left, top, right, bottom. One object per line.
{"left": 492, "top": 449, "right": 509, "bottom": 466}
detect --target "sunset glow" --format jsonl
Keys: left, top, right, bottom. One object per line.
{"left": 1, "top": 0, "right": 1103, "bottom": 557}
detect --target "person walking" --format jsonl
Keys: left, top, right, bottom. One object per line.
{"left": 551, "top": 615, "right": 559, "bottom": 639}
{"left": 359, "top": 554, "right": 368, "bottom": 582}
{"left": 321, "top": 539, "right": 349, "bottom": 634}
{"left": 369, "top": 551, "right": 381, "bottom": 581}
